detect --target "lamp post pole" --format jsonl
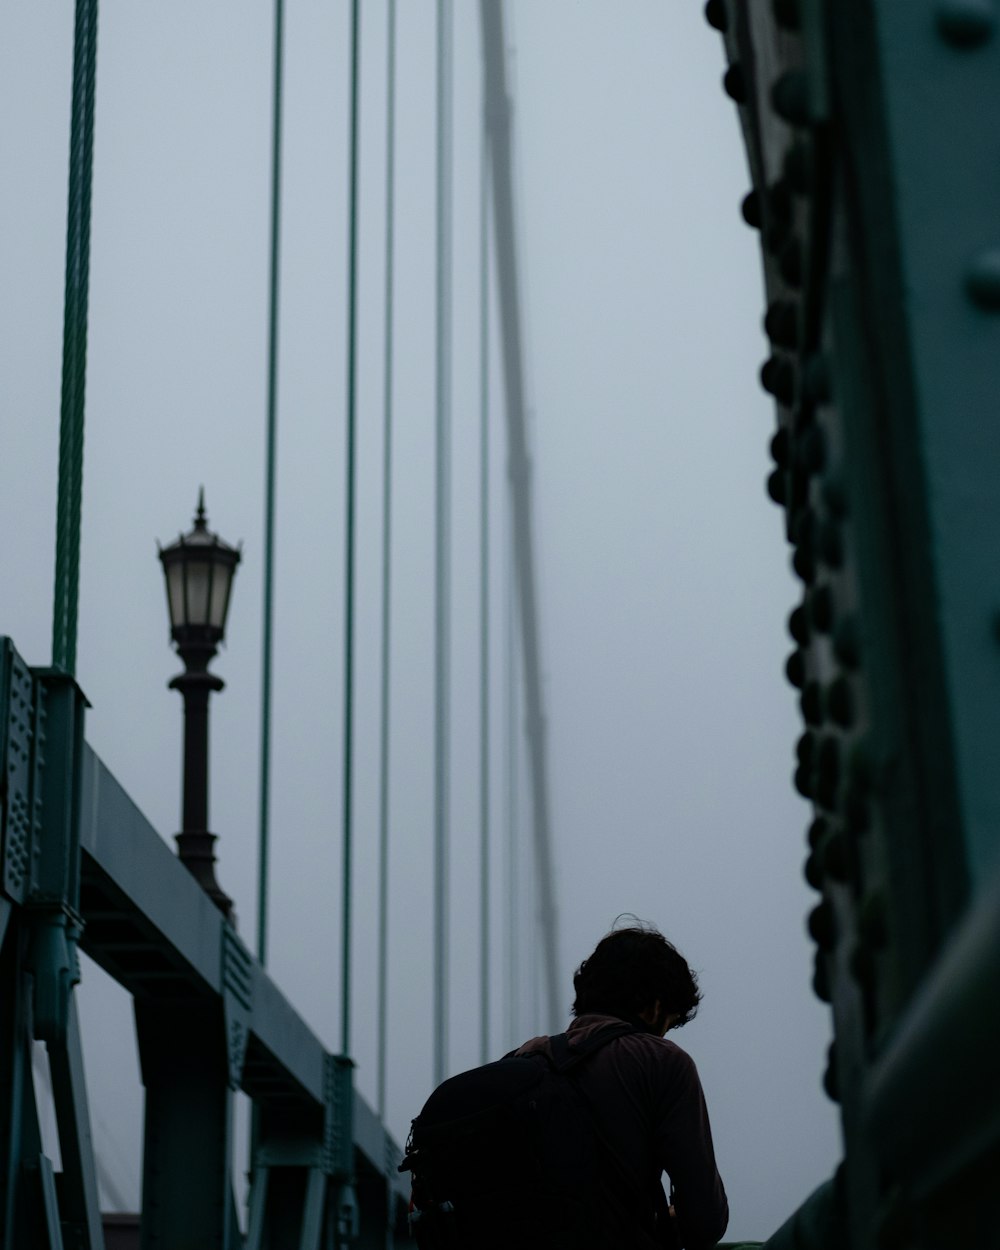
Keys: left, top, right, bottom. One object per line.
{"left": 171, "top": 647, "right": 228, "bottom": 914}
{"left": 159, "top": 492, "right": 240, "bottom": 920}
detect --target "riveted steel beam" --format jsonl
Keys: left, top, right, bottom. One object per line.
{"left": 707, "top": 2, "right": 1000, "bottom": 1245}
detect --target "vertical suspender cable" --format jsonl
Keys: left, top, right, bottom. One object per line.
{"left": 478, "top": 120, "right": 491, "bottom": 1067}
{"left": 376, "top": 0, "right": 398, "bottom": 1121}
{"left": 433, "top": 0, "right": 453, "bottom": 1088}
{"left": 52, "top": 0, "right": 99, "bottom": 676}
{"left": 341, "top": 0, "right": 362, "bottom": 1060}
{"left": 505, "top": 515, "right": 518, "bottom": 1051}
{"left": 257, "top": 0, "right": 285, "bottom": 968}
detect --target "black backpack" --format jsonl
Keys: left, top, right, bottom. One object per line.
{"left": 398, "top": 1022, "right": 656, "bottom": 1250}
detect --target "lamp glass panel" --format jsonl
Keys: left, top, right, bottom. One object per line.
{"left": 166, "top": 561, "right": 187, "bottom": 630}
{"left": 184, "top": 556, "right": 212, "bottom": 626}
{"left": 208, "top": 559, "right": 233, "bottom": 632}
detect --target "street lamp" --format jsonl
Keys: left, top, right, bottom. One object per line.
{"left": 158, "top": 490, "right": 241, "bottom": 919}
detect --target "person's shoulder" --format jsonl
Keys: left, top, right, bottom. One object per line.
{"left": 513, "top": 1034, "right": 550, "bottom": 1058}
{"left": 620, "top": 1031, "right": 701, "bottom": 1081}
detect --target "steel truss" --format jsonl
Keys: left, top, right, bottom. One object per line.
{"left": 0, "top": 637, "right": 407, "bottom": 1249}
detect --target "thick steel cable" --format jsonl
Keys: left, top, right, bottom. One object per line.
{"left": 52, "top": 0, "right": 99, "bottom": 675}
{"left": 340, "top": 0, "right": 362, "bottom": 1060}
{"left": 478, "top": 127, "right": 491, "bottom": 1066}
{"left": 376, "top": 0, "right": 397, "bottom": 1122}
{"left": 257, "top": 0, "right": 285, "bottom": 969}
{"left": 433, "top": 0, "right": 454, "bottom": 1088}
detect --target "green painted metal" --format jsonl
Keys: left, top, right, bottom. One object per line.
{"left": 52, "top": 0, "right": 98, "bottom": 677}
{"left": 710, "top": 1, "right": 1000, "bottom": 1245}
{"left": 257, "top": 0, "right": 285, "bottom": 970}
{"left": 0, "top": 648, "right": 105, "bottom": 1248}
{"left": 1, "top": 640, "right": 407, "bottom": 1246}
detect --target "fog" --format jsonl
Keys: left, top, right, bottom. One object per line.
{"left": 0, "top": 2, "right": 839, "bottom": 1239}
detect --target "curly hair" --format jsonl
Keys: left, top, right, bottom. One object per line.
{"left": 571, "top": 919, "right": 701, "bottom": 1028}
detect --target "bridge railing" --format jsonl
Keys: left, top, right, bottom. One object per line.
{"left": 0, "top": 635, "right": 408, "bottom": 1249}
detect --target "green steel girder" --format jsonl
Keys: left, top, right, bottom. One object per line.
{"left": 1, "top": 638, "right": 407, "bottom": 1247}
{"left": 708, "top": 2, "right": 1000, "bottom": 1247}
{"left": 0, "top": 643, "right": 104, "bottom": 1249}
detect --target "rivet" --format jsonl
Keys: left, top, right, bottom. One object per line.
{"left": 771, "top": 71, "right": 810, "bottom": 125}
{"left": 791, "top": 507, "right": 815, "bottom": 549}
{"left": 773, "top": 0, "right": 801, "bottom": 30}
{"left": 936, "top": 0, "right": 995, "bottom": 47}
{"left": 704, "top": 0, "right": 730, "bottom": 32}
{"left": 795, "top": 730, "right": 816, "bottom": 765}
{"left": 822, "top": 1043, "right": 840, "bottom": 1101}
{"left": 794, "top": 764, "right": 814, "bottom": 799}
{"left": 792, "top": 545, "right": 817, "bottom": 584}
{"left": 827, "top": 676, "right": 853, "bottom": 728}
{"left": 833, "top": 617, "right": 861, "bottom": 668}
{"left": 807, "top": 899, "right": 837, "bottom": 950}
{"left": 812, "top": 951, "right": 831, "bottom": 1002}
{"left": 807, "top": 816, "right": 828, "bottom": 849}
{"left": 801, "top": 680, "right": 823, "bottom": 726}
{"left": 822, "top": 830, "right": 853, "bottom": 882}
{"left": 771, "top": 428, "right": 791, "bottom": 467}
{"left": 766, "top": 468, "right": 787, "bottom": 506}
{"left": 724, "top": 63, "right": 748, "bottom": 104}
{"left": 815, "top": 737, "right": 840, "bottom": 809}
{"left": 741, "top": 189, "right": 762, "bottom": 228}
{"left": 807, "top": 584, "right": 834, "bottom": 633}
{"left": 791, "top": 543, "right": 817, "bottom": 584}
{"left": 780, "top": 238, "right": 803, "bottom": 287}
{"left": 787, "top": 651, "right": 807, "bottom": 690}
{"left": 818, "top": 736, "right": 839, "bottom": 781}
{"left": 787, "top": 603, "right": 809, "bottom": 645}
{"left": 764, "top": 300, "right": 799, "bottom": 348}
{"left": 761, "top": 356, "right": 795, "bottom": 404}
{"left": 966, "top": 247, "right": 1000, "bottom": 308}
{"left": 783, "top": 142, "right": 810, "bottom": 194}
{"left": 804, "top": 850, "right": 824, "bottom": 890}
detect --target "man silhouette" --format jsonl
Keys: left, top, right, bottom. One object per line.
{"left": 515, "top": 922, "right": 729, "bottom": 1249}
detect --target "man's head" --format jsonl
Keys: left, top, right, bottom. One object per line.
{"left": 571, "top": 921, "right": 701, "bottom": 1032}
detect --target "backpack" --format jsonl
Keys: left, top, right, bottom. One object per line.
{"left": 398, "top": 1021, "right": 650, "bottom": 1250}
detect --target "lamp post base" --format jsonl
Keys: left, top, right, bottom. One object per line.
{"left": 174, "top": 830, "right": 233, "bottom": 920}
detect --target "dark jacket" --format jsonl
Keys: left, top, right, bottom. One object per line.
{"left": 516, "top": 1014, "right": 729, "bottom": 1250}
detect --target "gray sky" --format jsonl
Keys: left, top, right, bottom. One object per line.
{"left": 1, "top": 1, "right": 840, "bottom": 1239}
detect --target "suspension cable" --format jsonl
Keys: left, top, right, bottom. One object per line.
{"left": 376, "top": 0, "right": 398, "bottom": 1121}
{"left": 340, "top": 0, "right": 362, "bottom": 1060}
{"left": 478, "top": 114, "right": 491, "bottom": 1066}
{"left": 256, "top": 0, "right": 285, "bottom": 969}
{"left": 433, "top": 0, "right": 454, "bottom": 1088}
{"left": 52, "top": 0, "right": 99, "bottom": 676}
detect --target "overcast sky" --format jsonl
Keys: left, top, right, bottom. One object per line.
{"left": 0, "top": 2, "right": 840, "bottom": 1239}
